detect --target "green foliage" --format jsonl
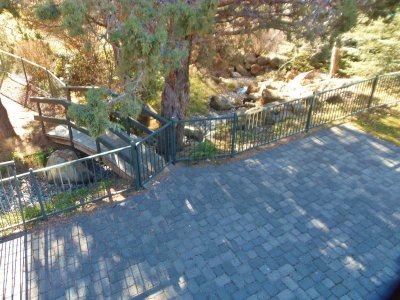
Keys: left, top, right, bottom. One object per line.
{"left": 67, "top": 88, "right": 111, "bottom": 138}
{"left": 190, "top": 141, "right": 219, "bottom": 160}
{"left": 54, "top": 53, "right": 109, "bottom": 86}
{"left": 25, "top": 148, "right": 54, "bottom": 168}
{"left": 187, "top": 73, "right": 217, "bottom": 116}
{"left": 46, "top": 192, "right": 75, "bottom": 212}
{"left": 353, "top": 105, "right": 400, "bottom": 146}
{"left": 0, "top": 0, "right": 19, "bottom": 17}
{"left": 60, "top": 0, "right": 86, "bottom": 36}
{"left": 23, "top": 204, "right": 43, "bottom": 220}
{"left": 35, "top": 0, "right": 60, "bottom": 21}
{"left": 342, "top": 13, "right": 400, "bottom": 76}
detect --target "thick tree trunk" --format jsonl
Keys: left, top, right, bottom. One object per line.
{"left": 329, "top": 39, "right": 341, "bottom": 78}
{"left": 161, "top": 41, "right": 191, "bottom": 150}
{"left": 0, "top": 97, "right": 17, "bottom": 139}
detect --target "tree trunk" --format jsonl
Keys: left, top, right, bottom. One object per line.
{"left": 0, "top": 97, "right": 17, "bottom": 139}
{"left": 161, "top": 40, "right": 191, "bottom": 150}
{"left": 329, "top": 39, "right": 341, "bottom": 78}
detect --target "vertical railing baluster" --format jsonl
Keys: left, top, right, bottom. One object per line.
{"left": 305, "top": 95, "right": 316, "bottom": 132}
{"left": 231, "top": 113, "right": 238, "bottom": 158}
{"left": 29, "top": 169, "right": 47, "bottom": 220}
{"left": 368, "top": 75, "right": 379, "bottom": 109}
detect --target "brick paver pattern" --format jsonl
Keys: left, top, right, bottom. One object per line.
{"left": 1, "top": 124, "right": 400, "bottom": 299}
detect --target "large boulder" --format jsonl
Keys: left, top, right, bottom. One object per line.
{"left": 209, "top": 95, "right": 234, "bottom": 111}
{"left": 250, "top": 64, "right": 263, "bottom": 76}
{"left": 243, "top": 53, "right": 257, "bottom": 65}
{"left": 184, "top": 126, "right": 204, "bottom": 142}
{"left": 256, "top": 56, "right": 270, "bottom": 66}
{"left": 269, "top": 55, "right": 288, "bottom": 69}
{"left": 46, "top": 150, "right": 93, "bottom": 185}
{"left": 235, "top": 64, "right": 249, "bottom": 76}
{"left": 247, "top": 82, "right": 260, "bottom": 94}
{"left": 261, "top": 89, "right": 285, "bottom": 105}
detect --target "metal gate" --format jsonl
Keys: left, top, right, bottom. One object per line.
{"left": 0, "top": 161, "right": 25, "bottom": 237}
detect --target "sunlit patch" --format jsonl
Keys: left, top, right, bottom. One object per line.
{"left": 185, "top": 199, "right": 196, "bottom": 214}
{"left": 287, "top": 198, "right": 306, "bottom": 216}
{"left": 393, "top": 211, "right": 400, "bottom": 220}
{"left": 377, "top": 212, "right": 396, "bottom": 229}
{"left": 344, "top": 256, "right": 366, "bottom": 272}
{"left": 310, "top": 218, "right": 329, "bottom": 232}
{"left": 369, "top": 141, "right": 391, "bottom": 153}
{"left": 178, "top": 276, "right": 186, "bottom": 289}
{"left": 371, "top": 276, "right": 382, "bottom": 285}
{"left": 283, "top": 165, "right": 297, "bottom": 174}
{"left": 311, "top": 137, "right": 325, "bottom": 145}
{"left": 332, "top": 238, "right": 348, "bottom": 249}
{"left": 329, "top": 164, "right": 339, "bottom": 173}
{"left": 331, "top": 127, "right": 345, "bottom": 136}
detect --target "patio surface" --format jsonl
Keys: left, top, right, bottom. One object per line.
{"left": 1, "top": 124, "right": 400, "bottom": 299}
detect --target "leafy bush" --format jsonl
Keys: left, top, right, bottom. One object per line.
{"left": 46, "top": 192, "right": 75, "bottom": 212}
{"left": 23, "top": 204, "right": 43, "bottom": 220}
{"left": 190, "top": 141, "right": 219, "bottom": 160}
{"left": 341, "top": 14, "right": 400, "bottom": 77}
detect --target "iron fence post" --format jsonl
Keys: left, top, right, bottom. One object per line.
{"left": 367, "top": 75, "right": 379, "bottom": 109}
{"left": 130, "top": 142, "right": 142, "bottom": 190}
{"left": 305, "top": 95, "right": 316, "bottom": 132}
{"left": 46, "top": 68, "right": 55, "bottom": 97}
{"left": 12, "top": 164, "right": 26, "bottom": 228}
{"left": 231, "top": 113, "right": 238, "bottom": 157}
{"left": 20, "top": 58, "right": 29, "bottom": 107}
{"left": 171, "top": 118, "right": 177, "bottom": 164}
{"left": 29, "top": 168, "right": 47, "bottom": 220}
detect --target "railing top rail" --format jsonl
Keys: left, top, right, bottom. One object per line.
{"left": 181, "top": 114, "right": 236, "bottom": 122}
{"left": 138, "top": 121, "right": 173, "bottom": 144}
{"left": 30, "top": 145, "right": 132, "bottom": 174}
{"left": 0, "top": 49, "right": 66, "bottom": 87}
{"left": 0, "top": 161, "right": 15, "bottom": 167}
{"left": 377, "top": 71, "right": 400, "bottom": 78}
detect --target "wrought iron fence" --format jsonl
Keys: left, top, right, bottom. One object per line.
{"left": 0, "top": 146, "right": 135, "bottom": 237}
{"left": 1, "top": 70, "right": 399, "bottom": 237}
{"left": 0, "top": 49, "right": 66, "bottom": 111}
{"left": 175, "top": 72, "right": 400, "bottom": 160}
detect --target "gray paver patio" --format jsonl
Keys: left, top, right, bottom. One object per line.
{"left": 1, "top": 123, "right": 400, "bottom": 299}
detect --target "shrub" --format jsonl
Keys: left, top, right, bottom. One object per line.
{"left": 190, "top": 141, "right": 219, "bottom": 160}
{"left": 23, "top": 204, "right": 43, "bottom": 220}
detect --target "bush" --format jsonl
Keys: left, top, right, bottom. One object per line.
{"left": 23, "top": 204, "right": 43, "bottom": 220}
{"left": 190, "top": 141, "right": 219, "bottom": 160}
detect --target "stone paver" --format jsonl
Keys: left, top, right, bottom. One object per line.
{"left": 1, "top": 124, "right": 400, "bottom": 299}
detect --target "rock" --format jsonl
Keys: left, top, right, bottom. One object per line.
{"left": 209, "top": 95, "right": 234, "bottom": 111}
{"left": 231, "top": 71, "right": 242, "bottom": 78}
{"left": 291, "top": 102, "right": 307, "bottom": 113}
{"left": 243, "top": 53, "right": 257, "bottom": 65}
{"left": 236, "top": 86, "right": 248, "bottom": 95}
{"left": 247, "top": 83, "right": 260, "bottom": 94}
{"left": 242, "top": 102, "right": 257, "bottom": 108}
{"left": 184, "top": 126, "right": 204, "bottom": 142}
{"left": 261, "top": 89, "right": 284, "bottom": 105}
{"left": 46, "top": 150, "right": 93, "bottom": 185}
{"left": 250, "top": 64, "right": 263, "bottom": 76}
{"left": 269, "top": 55, "right": 288, "bottom": 69}
{"left": 235, "top": 64, "right": 249, "bottom": 76}
{"left": 265, "top": 110, "right": 294, "bottom": 124}
{"left": 243, "top": 94, "right": 258, "bottom": 103}
{"left": 257, "top": 56, "right": 270, "bottom": 66}
{"left": 226, "top": 93, "right": 245, "bottom": 106}
{"left": 326, "top": 95, "right": 343, "bottom": 104}
{"left": 285, "top": 71, "right": 296, "bottom": 81}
